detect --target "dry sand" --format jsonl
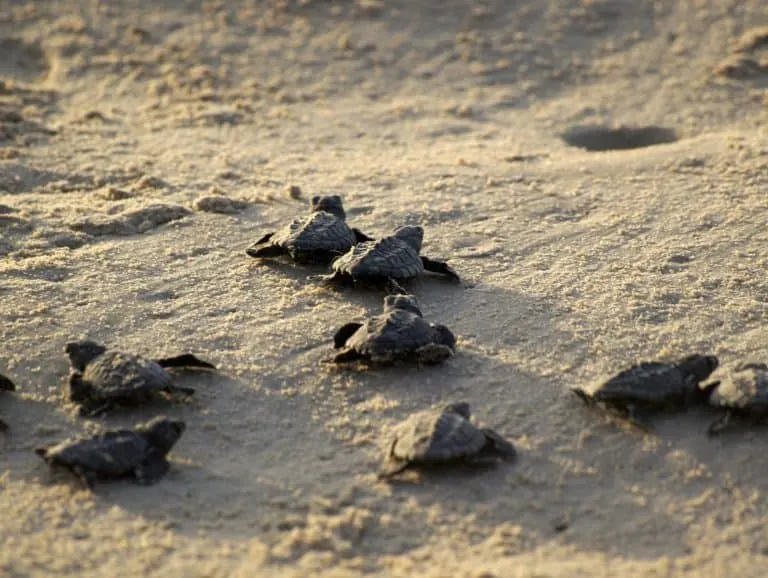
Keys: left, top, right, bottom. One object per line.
{"left": 2, "top": 0, "right": 768, "bottom": 575}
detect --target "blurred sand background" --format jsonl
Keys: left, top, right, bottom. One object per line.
{"left": 1, "top": 0, "right": 768, "bottom": 575}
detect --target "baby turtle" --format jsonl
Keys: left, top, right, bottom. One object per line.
{"left": 66, "top": 340, "right": 216, "bottom": 417}
{"left": 706, "top": 362, "right": 768, "bottom": 435}
{"left": 35, "top": 415, "right": 185, "bottom": 488}
{"left": 0, "top": 373, "right": 16, "bottom": 430}
{"left": 379, "top": 402, "right": 516, "bottom": 479}
{"left": 313, "top": 225, "right": 460, "bottom": 293}
{"left": 246, "top": 195, "right": 373, "bottom": 264}
{"left": 332, "top": 294, "right": 456, "bottom": 366}
{"left": 572, "top": 354, "right": 720, "bottom": 429}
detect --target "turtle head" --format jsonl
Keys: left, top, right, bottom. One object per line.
{"left": 139, "top": 416, "right": 186, "bottom": 454}
{"left": 393, "top": 225, "right": 424, "bottom": 252}
{"left": 311, "top": 195, "right": 346, "bottom": 220}
{"left": 445, "top": 401, "right": 471, "bottom": 420}
{"left": 434, "top": 324, "right": 457, "bottom": 352}
{"left": 65, "top": 340, "right": 108, "bottom": 371}
{"left": 678, "top": 354, "right": 719, "bottom": 382}
{"left": 383, "top": 294, "right": 423, "bottom": 316}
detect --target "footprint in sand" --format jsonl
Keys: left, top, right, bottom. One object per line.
{"left": 561, "top": 124, "right": 678, "bottom": 152}
{"left": 0, "top": 37, "right": 49, "bottom": 82}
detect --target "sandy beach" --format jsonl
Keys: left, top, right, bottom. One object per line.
{"left": 2, "top": 0, "right": 768, "bottom": 575}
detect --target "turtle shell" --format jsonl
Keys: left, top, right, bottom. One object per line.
{"left": 591, "top": 362, "right": 690, "bottom": 404}
{"left": 40, "top": 429, "right": 154, "bottom": 477}
{"left": 390, "top": 405, "right": 492, "bottom": 464}
{"left": 273, "top": 211, "right": 356, "bottom": 260}
{"left": 37, "top": 416, "right": 185, "bottom": 482}
{"left": 346, "top": 309, "right": 449, "bottom": 361}
{"left": 708, "top": 365, "right": 768, "bottom": 413}
{"left": 81, "top": 351, "right": 173, "bottom": 400}
{"left": 331, "top": 235, "right": 424, "bottom": 281}
{"left": 587, "top": 355, "right": 718, "bottom": 407}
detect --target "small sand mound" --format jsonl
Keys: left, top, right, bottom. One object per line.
{"left": 69, "top": 204, "right": 191, "bottom": 237}
{"left": 193, "top": 195, "right": 251, "bottom": 215}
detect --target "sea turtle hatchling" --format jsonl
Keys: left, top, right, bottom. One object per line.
{"left": 246, "top": 195, "right": 373, "bottom": 264}
{"left": 331, "top": 294, "right": 456, "bottom": 366}
{"left": 0, "top": 373, "right": 16, "bottom": 430}
{"left": 572, "top": 354, "right": 720, "bottom": 429}
{"left": 35, "top": 416, "right": 185, "bottom": 488}
{"left": 66, "top": 340, "right": 216, "bottom": 416}
{"left": 313, "top": 225, "right": 460, "bottom": 293}
{"left": 705, "top": 362, "right": 768, "bottom": 435}
{"left": 379, "top": 402, "right": 516, "bottom": 479}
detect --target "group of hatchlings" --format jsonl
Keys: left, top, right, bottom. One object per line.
{"left": 2, "top": 195, "right": 768, "bottom": 488}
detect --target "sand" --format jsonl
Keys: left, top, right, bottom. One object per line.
{"left": 1, "top": 0, "right": 768, "bottom": 575}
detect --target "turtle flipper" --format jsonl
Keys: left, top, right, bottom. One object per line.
{"left": 310, "top": 271, "right": 351, "bottom": 289}
{"left": 571, "top": 388, "right": 594, "bottom": 405}
{"left": 415, "top": 343, "right": 454, "bottom": 366}
{"left": 0, "top": 374, "right": 16, "bottom": 391}
{"left": 134, "top": 450, "right": 171, "bottom": 485}
{"left": 384, "top": 277, "right": 407, "bottom": 295}
{"left": 378, "top": 459, "right": 411, "bottom": 480}
{"left": 707, "top": 411, "right": 734, "bottom": 436}
{"left": 246, "top": 241, "right": 285, "bottom": 259}
{"left": 72, "top": 465, "right": 97, "bottom": 490}
{"left": 421, "top": 257, "right": 461, "bottom": 282}
{"left": 481, "top": 428, "right": 517, "bottom": 460}
{"left": 78, "top": 401, "right": 114, "bottom": 418}
{"left": 155, "top": 354, "right": 216, "bottom": 370}
{"left": 352, "top": 228, "right": 374, "bottom": 243}
{"left": 332, "top": 348, "right": 366, "bottom": 364}
{"left": 625, "top": 404, "right": 653, "bottom": 432}
{"left": 166, "top": 385, "right": 196, "bottom": 396}
{"left": 378, "top": 439, "right": 411, "bottom": 479}
{"left": 68, "top": 372, "right": 90, "bottom": 403}
{"left": 333, "top": 323, "right": 363, "bottom": 349}
{"left": 69, "top": 372, "right": 113, "bottom": 416}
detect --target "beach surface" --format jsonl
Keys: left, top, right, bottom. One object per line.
{"left": 2, "top": 0, "right": 768, "bottom": 575}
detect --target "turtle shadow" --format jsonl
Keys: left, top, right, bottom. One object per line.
{"left": 0, "top": 371, "right": 366, "bottom": 542}
{"left": 379, "top": 458, "right": 513, "bottom": 486}
{"left": 245, "top": 255, "right": 330, "bottom": 279}
{"left": 251, "top": 259, "right": 464, "bottom": 302}
{"left": 553, "top": 384, "right": 768, "bottom": 558}
{"left": 339, "top": 281, "right": 718, "bottom": 561}
{"left": 47, "top": 374, "right": 375, "bottom": 542}
{"left": 641, "top": 403, "right": 768, "bottom": 484}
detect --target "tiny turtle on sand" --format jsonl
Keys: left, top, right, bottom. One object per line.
{"left": 332, "top": 294, "right": 456, "bottom": 366}
{"left": 246, "top": 195, "right": 373, "bottom": 264}
{"left": 379, "top": 402, "right": 516, "bottom": 479}
{"left": 705, "top": 362, "right": 768, "bottom": 435}
{"left": 572, "top": 354, "right": 719, "bottom": 429}
{"left": 0, "top": 373, "right": 16, "bottom": 430}
{"left": 35, "top": 416, "right": 185, "bottom": 488}
{"left": 313, "top": 225, "right": 460, "bottom": 293}
{"left": 66, "top": 340, "right": 216, "bottom": 417}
